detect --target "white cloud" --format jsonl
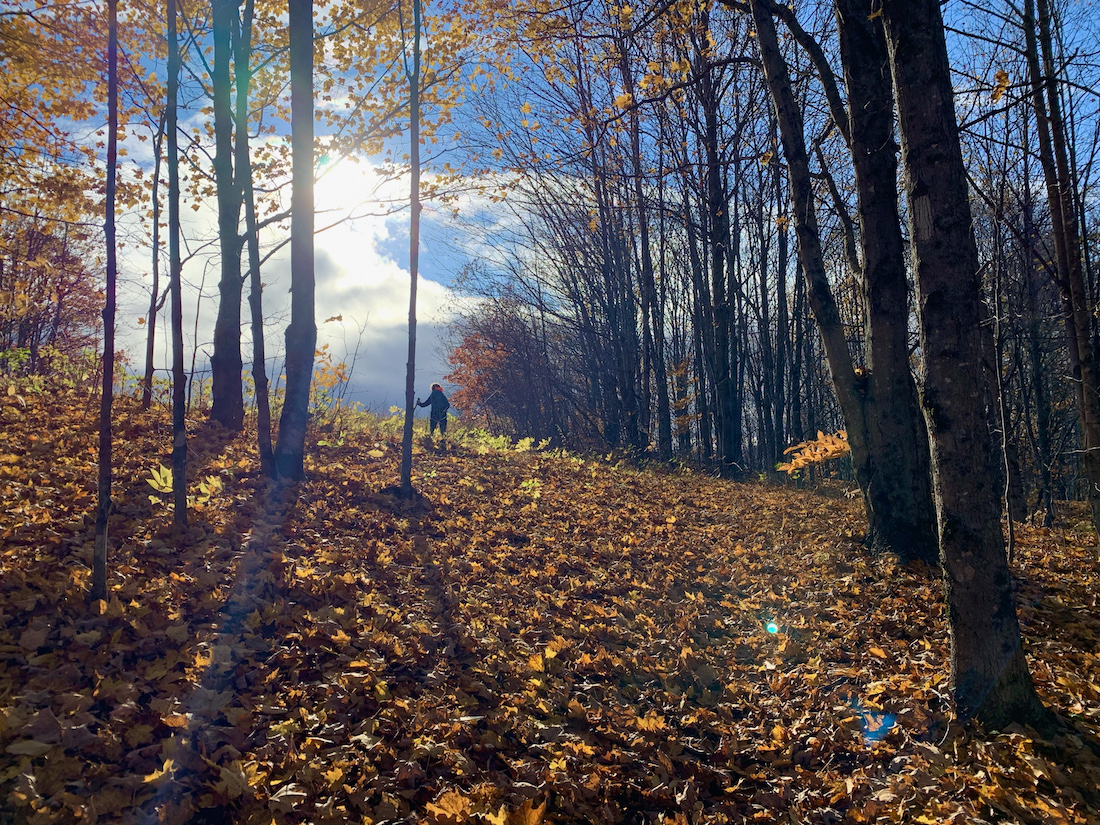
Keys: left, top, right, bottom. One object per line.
{"left": 114, "top": 160, "right": 464, "bottom": 410}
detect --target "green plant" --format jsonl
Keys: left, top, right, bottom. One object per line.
{"left": 317, "top": 431, "right": 347, "bottom": 448}
{"left": 146, "top": 464, "right": 224, "bottom": 509}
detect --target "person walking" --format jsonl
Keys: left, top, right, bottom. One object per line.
{"left": 417, "top": 383, "right": 450, "bottom": 441}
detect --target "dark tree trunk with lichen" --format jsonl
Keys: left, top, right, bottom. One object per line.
{"left": 882, "top": 0, "right": 1048, "bottom": 729}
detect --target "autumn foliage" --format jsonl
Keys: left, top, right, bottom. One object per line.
{"left": 1, "top": 388, "right": 1099, "bottom": 824}
{"left": 776, "top": 431, "right": 851, "bottom": 475}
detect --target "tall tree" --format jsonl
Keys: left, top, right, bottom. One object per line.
{"left": 400, "top": 0, "right": 423, "bottom": 497}
{"left": 1021, "top": 0, "right": 1100, "bottom": 538}
{"left": 234, "top": 0, "right": 275, "bottom": 474}
{"left": 273, "top": 0, "right": 316, "bottom": 479}
{"left": 92, "top": 0, "right": 120, "bottom": 603}
{"left": 881, "top": 0, "right": 1048, "bottom": 728}
{"left": 168, "top": 0, "right": 189, "bottom": 525}
{"left": 209, "top": 0, "right": 246, "bottom": 431}
{"left": 748, "top": 0, "right": 938, "bottom": 564}
{"left": 141, "top": 113, "right": 167, "bottom": 410}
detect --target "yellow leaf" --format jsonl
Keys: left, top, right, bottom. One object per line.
{"left": 636, "top": 712, "right": 666, "bottom": 731}
{"left": 508, "top": 798, "right": 547, "bottom": 825}
{"left": 163, "top": 713, "right": 189, "bottom": 728}
{"left": 323, "top": 765, "right": 344, "bottom": 788}
{"left": 520, "top": 102, "right": 532, "bottom": 114}
{"left": 425, "top": 789, "right": 470, "bottom": 823}
{"left": 143, "top": 758, "right": 175, "bottom": 783}
{"left": 867, "top": 7, "right": 883, "bottom": 19}
{"left": 869, "top": 646, "right": 888, "bottom": 659}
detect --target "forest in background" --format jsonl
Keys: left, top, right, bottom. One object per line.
{"left": 3, "top": 0, "right": 1098, "bottom": 501}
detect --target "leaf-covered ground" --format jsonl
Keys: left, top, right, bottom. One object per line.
{"left": 2, "top": 388, "right": 1100, "bottom": 825}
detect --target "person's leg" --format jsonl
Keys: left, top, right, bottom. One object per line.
{"left": 439, "top": 415, "right": 447, "bottom": 437}
{"left": 429, "top": 417, "right": 438, "bottom": 436}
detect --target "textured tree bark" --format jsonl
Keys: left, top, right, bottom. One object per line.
{"left": 209, "top": 0, "right": 245, "bottom": 432}
{"left": 882, "top": 0, "right": 1049, "bottom": 728}
{"left": 750, "top": 0, "right": 937, "bottom": 564}
{"left": 273, "top": 0, "right": 316, "bottom": 481}
{"left": 835, "top": 0, "right": 938, "bottom": 563}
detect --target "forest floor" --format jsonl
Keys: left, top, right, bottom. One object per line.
{"left": 1, "top": 386, "right": 1100, "bottom": 825}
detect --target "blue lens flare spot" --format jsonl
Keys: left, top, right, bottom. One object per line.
{"left": 859, "top": 712, "right": 897, "bottom": 743}
{"left": 766, "top": 622, "right": 779, "bottom": 634}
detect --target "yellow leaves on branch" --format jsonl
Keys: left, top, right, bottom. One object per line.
{"left": 613, "top": 92, "right": 634, "bottom": 110}
{"left": 991, "top": 69, "right": 1011, "bottom": 103}
{"left": 777, "top": 430, "right": 850, "bottom": 474}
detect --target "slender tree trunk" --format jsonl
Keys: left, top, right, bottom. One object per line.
{"left": 1022, "top": 0, "right": 1100, "bottom": 537}
{"left": 168, "top": 0, "right": 188, "bottom": 526}
{"left": 1022, "top": 181, "right": 1056, "bottom": 526}
{"left": 773, "top": 161, "right": 788, "bottom": 466}
{"left": 399, "top": 0, "right": 422, "bottom": 496}
{"left": 702, "top": 65, "right": 736, "bottom": 476}
{"left": 882, "top": 0, "right": 1049, "bottom": 729}
{"left": 618, "top": 48, "right": 672, "bottom": 461}
{"left": 92, "top": 0, "right": 119, "bottom": 603}
{"left": 682, "top": 177, "right": 714, "bottom": 463}
{"left": 234, "top": 0, "right": 273, "bottom": 475}
{"left": 209, "top": 0, "right": 245, "bottom": 431}
{"left": 273, "top": 0, "right": 316, "bottom": 480}
{"left": 142, "top": 114, "right": 166, "bottom": 410}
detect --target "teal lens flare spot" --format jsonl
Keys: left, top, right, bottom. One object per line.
{"left": 766, "top": 622, "right": 779, "bottom": 634}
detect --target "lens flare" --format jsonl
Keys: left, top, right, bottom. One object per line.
{"left": 766, "top": 621, "right": 779, "bottom": 634}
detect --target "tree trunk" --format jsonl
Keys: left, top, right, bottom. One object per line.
{"left": 235, "top": 0, "right": 273, "bottom": 475}
{"left": 882, "top": 0, "right": 1049, "bottom": 729}
{"left": 1022, "top": 0, "right": 1100, "bottom": 537}
{"left": 835, "top": 0, "right": 938, "bottom": 563}
{"left": 399, "top": 0, "right": 421, "bottom": 497}
{"left": 92, "top": 0, "right": 119, "bottom": 604}
{"left": 751, "top": 0, "right": 938, "bottom": 564}
{"left": 168, "top": 0, "right": 188, "bottom": 526}
{"left": 209, "top": 0, "right": 245, "bottom": 431}
{"left": 702, "top": 62, "right": 736, "bottom": 476}
{"left": 141, "top": 113, "right": 166, "bottom": 410}
{"left": 619, "top": 50, "right": 672, "bottom": 461}
{"left": 273, "top": 0, "right": 316, "bottom": 480}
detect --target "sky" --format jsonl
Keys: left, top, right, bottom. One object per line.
{"left": 115, "top": 154, "right": 478, "bottom": 414}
